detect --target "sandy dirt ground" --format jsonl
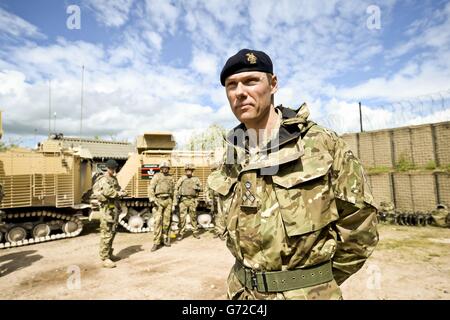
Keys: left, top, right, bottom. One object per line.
{"left": 0, "top": 222, "right": 449, "bottom": 300}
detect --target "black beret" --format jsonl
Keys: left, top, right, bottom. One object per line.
{"left": 105, "top": 159, "right": 119, "bottom": 169}
{"left": 220, "top": 49, "right": 273, "bottom": 86}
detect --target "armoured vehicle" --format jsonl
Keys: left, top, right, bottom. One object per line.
{"left": 0, "top": 124, "right": 216, "bottom": 248}
{"left": 112, "top": 132, "right": 215, "bottom": 233}
{"left": 0, "top": 137, "right": 93, "bottom": 249}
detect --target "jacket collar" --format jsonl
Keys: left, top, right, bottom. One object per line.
{"left": 226, "top": 104, "right": 313, "bottom": 153}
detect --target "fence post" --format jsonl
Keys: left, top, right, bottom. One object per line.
{"left": 359, "top": 102, "right": 363, "bottom": 132}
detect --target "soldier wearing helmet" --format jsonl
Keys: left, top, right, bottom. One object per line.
{"left": 93, "top": 159, "right": 127, "bottom": 268}
{"left": 148, "top": 160, "right": 175, "bottom": 251}
{"left": 173, "top": 163, "right": 202, "bottom": 240}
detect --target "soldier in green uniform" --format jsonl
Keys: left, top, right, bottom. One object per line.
{"left": 206, "top": 162, "right": 225, "bottom": 239}
{"left": 174, "top": 163, "right": 202, "bottom": 240}
{"left": 93, "top": 159, "right": 127, "bottom": 268}
{"left": 208, "top": 49, "right": 379, "bottom": 300}
{"left": 430, "top": 204, "right": 449, "bottom": 228}
{"left": 148, "top": 160, "right": 175, "bottom": 252}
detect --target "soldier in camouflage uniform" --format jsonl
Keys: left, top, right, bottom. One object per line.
{"left": 148, "top": 160, "right": 175, "bottom": 252}
{"left": 174, "top": 163, "right": 202, "bottom": 240}
{"left": 378, "top": 201, "right": 395, "bottom": 223}
{"left": 206, "top": 162, "right": 226, "bottom": 239}
{"left": 208, "top": 49, "right": 379, "bottom": 300}
{"left": 430, "top": 204, "right": 449, "bottom": 228}
{"left": 93, "top": 159, "right": 127, "bottom": 268}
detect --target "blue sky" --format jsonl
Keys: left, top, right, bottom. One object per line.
{"left": 0, "top": 0, "right": 449, "bottom": 147}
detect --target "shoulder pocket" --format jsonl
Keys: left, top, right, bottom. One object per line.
{"left": 272, "top": 153, "right": 338, "bottom": 237}
{"left": 207, "top": 171, "right": 237, "bottom": 196}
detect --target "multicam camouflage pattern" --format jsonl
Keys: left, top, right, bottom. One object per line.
{"left": 431, "top": 204, "right": 449, "bottom": 228}
{"left": 178, "top": 197, "right": 199, "bottom": 237}
{"left": 148, "top": 172, "right": 175, "bottom": 199}
{"left": 174, "top": 175, "right": 202, "bottom": 198}
{"left": 174, "top": 175, "right": 202, "bottom": 237}
{"left": 208, "top": 103, "right": 379, "bottom": 300}
{"left": 93, "top": 173, "right": 122, "bottom": 260}
{"left": 152, "top": 196, "right": 173, "bottom": 244}
{"left": 207, "top": 174, "right": 225, "bottom": 236}
{"left": 378, "top": 201, "right": 396, "bottom": 223}
{"left": 148, "top": 172, "right": 175, "bottom": 244}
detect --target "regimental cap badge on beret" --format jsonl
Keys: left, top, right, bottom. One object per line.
{"left": 220, "top": 48, "right": 273, "bottom": 86}
{"left": 246, "top": 52, "right": 257, "bottom": 64}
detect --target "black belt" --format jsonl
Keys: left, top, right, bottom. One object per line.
{"left": 233, "top": 260, "right": 334, "bottom": 293}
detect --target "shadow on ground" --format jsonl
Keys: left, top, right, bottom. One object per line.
{"left": 0, "top": 250, "right": 43, "bottom": 277}
{"left": 116, "top": 245, "right": 144, "bottom": 260}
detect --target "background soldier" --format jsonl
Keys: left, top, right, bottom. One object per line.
{"left": 174, "top": 163, "right": 202, "bottom": 240}
{"left": 93, "top": 159, "right": 127, "bottom": 268}
{"left": 379, "top": 201, "right": 395, "bottom": 223}
{"left": 208, "top": 49, "right": 379, "bottom": 300}
{"left": 148, "top": 160, "right": 175, "bottom": 252}
{"left": 206, "top": 162, "right": 225, "bottom": 239}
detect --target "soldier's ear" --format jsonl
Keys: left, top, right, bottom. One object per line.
{"left": 270, "top": 74, "right": 278, "bottom": 95}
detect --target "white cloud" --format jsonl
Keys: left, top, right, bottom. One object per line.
{"left": 1, "top": 0, "right": 450, "bottom": 148}
{"left": 0, "top": 7, "right": 45, "bottom": 39}
{"left": 144, "top": 0, "right": 180, "bottom": 34}
{"left": 336, "top": 59, "right": 450, "bottom": 101}
{"left": 190, "top": 50, "right": 218, "bottom": 76}
{"left": 84, "top": 0, "right": 134, "bottom": 27}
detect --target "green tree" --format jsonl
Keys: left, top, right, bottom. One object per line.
{"left": 184, "top": 124, "right": 227, "bottom": 152}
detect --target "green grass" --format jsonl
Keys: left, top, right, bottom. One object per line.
{"left": 425, "top": 161, "right": 437, "bottom": 170}
{"left": 368, "top": 166, "right": 391, "bottom": 174}
{"left": 395, "top": 155, "right": 416, "bottom": 171}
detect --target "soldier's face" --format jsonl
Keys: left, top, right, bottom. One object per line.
{"left": 225, "top": 71, "right": 278, "bottom": 124}
{"left": 107, "top": 168, "right": 116, "bottom": 176}
{"left": 161, "top": 167, "right": 169, "bottom": 174}
{"left": 185, "top": 170, "right": 193, "bottom": 177}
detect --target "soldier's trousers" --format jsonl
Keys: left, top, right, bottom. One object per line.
{"left": 153, "top": 196, "right": 173, "bottom": 245}
{"left": 178, "top": 197, "right": 198, "bottom": 236}
{"left": 99, "top": 207, "right": 118, "bottom": 260}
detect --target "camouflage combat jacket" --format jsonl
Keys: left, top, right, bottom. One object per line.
{"left": 208, "top": 104, "right": 379, "bottom": 299}
{"left": 174, "top": 175, "right": 202, "bottom": 198}
{"left": 93, "top": 173, "right": 121, "bottom": 206}
{"left": 148, "top": 172, "right": 175, "bottom": 201}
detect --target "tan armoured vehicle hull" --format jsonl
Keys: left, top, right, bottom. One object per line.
{"left": 0, "top": 146, "right": 92, "bottom": 249}
{"left": 114, "top": 132, "right": 215, "bottom": 233}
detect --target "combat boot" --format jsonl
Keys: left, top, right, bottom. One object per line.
{"left": 102, "top": 258, "right": 116, "bottom": 268}
{"left": 151, "top": 244, "right": 163, "bottom": 252}
{"left": 110, "top": 254, "right": 121, "bottom": 261}
{"left": 193, "top": 233, "right": 200, "bottom": 239}
{"left": 164, "top": 237, "right": 171, "bottom": 247}
{"left": 177, "top": 234, "right": 183, "bottom": 241}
